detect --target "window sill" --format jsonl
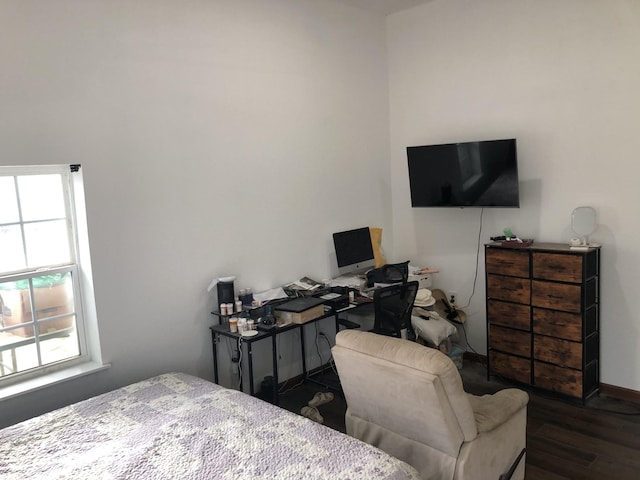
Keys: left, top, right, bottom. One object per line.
{"left": 0, "top": 361, "right": 111, "bottom": 402}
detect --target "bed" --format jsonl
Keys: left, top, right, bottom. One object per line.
{"left": 0, "top": 372, "right": 420, "bottom": 479}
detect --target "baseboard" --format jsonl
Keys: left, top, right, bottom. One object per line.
{"left": 600, "top": 383, "right": 640, "bottom": 405}
{"left": 463, "top": 351, "right": 486, "bottom": 364}
{"left": 463, "top": 352, "right": 640, "bottom": 406}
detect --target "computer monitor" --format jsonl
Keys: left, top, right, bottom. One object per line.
{"left": 332, "top": 227, "right": 375, "bottom": 276}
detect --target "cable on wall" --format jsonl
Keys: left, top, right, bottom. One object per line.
{"left": 458, "top": 207, "right": 483, "bottom": 310}
{"left": 450, "top": 207, "right": 484, "bottom": 359}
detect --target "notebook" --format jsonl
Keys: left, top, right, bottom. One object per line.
{"left": 275, "top": 296, "right": 325, "bottom": 313}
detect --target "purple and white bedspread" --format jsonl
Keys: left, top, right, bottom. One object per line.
{"left": 0, "top": 372, "right": 420, "bottom": 479}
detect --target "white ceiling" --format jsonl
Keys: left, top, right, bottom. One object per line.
{"left": 332, "top": 0, "right": 434, "bottom": 16}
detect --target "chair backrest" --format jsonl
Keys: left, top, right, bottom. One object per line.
{"left": 332, "top": 330, "right": 478, "bottom": 458}
{"left": 372, "top": 280, "right": 418, "bottom": 338}
{"left": 366, "top": 261, "right": 409, "bottom": 287}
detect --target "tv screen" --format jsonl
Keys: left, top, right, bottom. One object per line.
{"left": 332, "top": 227, "right": 375, "bottom": 276}
{"left": 407, "top": 139, "right": 520, "bottom": 208}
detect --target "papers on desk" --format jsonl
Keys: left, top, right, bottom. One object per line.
{"left": 254, "top": 287, "right": 288, "bottom": 303}
{"left": 285, "top": 276, "right": 323, "bottom": 292}
{"left": 319, "top": 292, "right": 342, "bottom": 300}
{"left": 329, "top": 275, "right": 364, "bottom": 288}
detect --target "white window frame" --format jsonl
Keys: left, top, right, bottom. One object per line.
{"left": 0, "top": 164, "right": 103, "bottom": 390}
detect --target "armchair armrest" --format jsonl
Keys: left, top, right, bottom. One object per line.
{"left": 467, "top": 389, "right": 529, "bottom": 433}
{"left": 499, "top": 448, "right": 526, "bottom": 480}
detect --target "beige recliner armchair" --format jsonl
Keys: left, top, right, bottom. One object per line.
{"left": 332, "top": 330, "right": 528, "bottom": 480}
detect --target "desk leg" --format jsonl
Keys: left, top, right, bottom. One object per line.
{"left": 300, "top": 325, "right": 307, "bottom": 378}
{"left": 248, "top": 341, "right": 255, "bottom": 396}
{"left": 237, "top": 337, "right": 243, "bottom": 393}
{"left": 211, "top": 330, "right": 219, "bottom": 385}
{"left": 271, "top": 333, "right": 278, "bottom": 406}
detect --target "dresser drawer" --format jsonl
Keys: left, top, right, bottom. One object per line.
{"left": 488, "top": 300, "right": 530, "bottom": 331}
{"left": 490, "top": 351, "right": 531, "bottom": 384}
{"left": 490, "top": 325, "right": 531, "bottom": 356}
{"left": 486, "top": 248, "right": 530, "bottom": 278}
{"left": 533, "top": 308, "right": 582, "bottom": 341}
{"left": 531, "top": 280, "right": 581, "bottom": 313}
{"left": 487, "top": 274, "right": 531, "bottom": 304}
{"left": 534, "top": 361, "right": 582, "bottom": 398}
{"left": 533, "top": 252, "right": 583, "bottom": 283}
{"left": 534, "top": 335, "right": 582, "bottom": 369}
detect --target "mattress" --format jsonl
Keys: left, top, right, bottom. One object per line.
{"left": 0, "top": 372, "right": 420, "bottom": 479}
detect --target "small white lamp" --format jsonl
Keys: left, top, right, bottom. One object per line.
{"left": 570, "top": 206, "right": 597, "bottom": 250}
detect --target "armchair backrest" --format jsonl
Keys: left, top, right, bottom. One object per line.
{"left": 372, "top": 281, "right": 418, "bottom": 338}
{"left": 332, "top": 330, "right": 478, "bottom": 458}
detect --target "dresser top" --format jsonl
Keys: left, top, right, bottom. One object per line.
{"left": 485, "top": 241, "right": 601, "bottom": 253}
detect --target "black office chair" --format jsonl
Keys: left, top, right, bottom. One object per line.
{"left": 365, "top": 261, "right": 409, "bottom": 288}
{"left": 371, "top": 280, "right": 419, "bottom": 339}
{"left": 337, "top": 264, "right": 413, "bottom": 332}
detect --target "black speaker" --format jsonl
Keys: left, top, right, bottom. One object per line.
{"left": 216, "top": 281, "right": 235, "bottom": 304}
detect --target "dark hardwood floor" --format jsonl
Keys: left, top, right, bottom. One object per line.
{"left": 277, "top": 359, "right": 640, "bottom": 480}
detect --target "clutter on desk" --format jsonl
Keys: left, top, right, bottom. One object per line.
{"left": 238, "top": 288, "right": 254, "bottom": 306}
{"left": 253, "top": 286, "right": 288, "bottom": 304}
{"left": 262, "top": 305, "right": 276, "bottom": 326}
{"left": 411, "top": 266, "right": 440, "bottom": 275}
{"left": 329, "top": 275, "right": 365, "bottom": 289}
{"left": 207, "top": 275, "right": 237, "bottom": 306}
{"left": 284, "top": 276, "right": 323, "bottom": 295}
{"left": 206, "top": 275, "right": 236, "bottom": 293}
{"left": 318, "top": 291, "right": 350, "bottom": 311}
{"left": 274, "top": 296, "right": 325, "bottom": 325}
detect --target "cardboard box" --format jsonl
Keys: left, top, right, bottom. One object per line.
{"left": 0, "top": 284, "right": 74, "bottom": 337}
{"left": 408, "top": 274, "right": 433, "bottom": 289}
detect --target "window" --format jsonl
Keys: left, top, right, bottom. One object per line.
{"left": 0, "top": 165, "right": 93, "bottom": 385}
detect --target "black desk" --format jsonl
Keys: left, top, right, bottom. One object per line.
{"left": 209, "top": 301, "right": 366, "bottom": 405}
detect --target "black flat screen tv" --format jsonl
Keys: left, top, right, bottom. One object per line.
{"left": 407, "top": 138, "right": 520, "bottom": 208}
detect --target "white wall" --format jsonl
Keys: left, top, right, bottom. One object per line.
{"left": 388, "top": 0, "right": 640, "bottom": 391}
{"left": 0, "top": 0, "right": 391, "bottom": 424}
{"left": 4, "top": 0, "right": 639, "bottom": 426}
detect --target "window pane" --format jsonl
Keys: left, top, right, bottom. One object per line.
{"left": 38, "top": 317, "right": 79, "bottom": 364}
{"left": 0, "top": 225, "right": 26, "bottom": 273}
{"left": 33, "top": 272, "right": 73, "bottom": 321}
{"left": 1, "top": 279, "right": 34, "bottom": 337}
{"left": 0, "top": 177, "right": 19, "bottom": 224}
{"left": 0, "top": 341, "right": 38, "bottom": 375}
{"left": 24, "top": 220, "right": 71, "bottom": 267}
{"left": 17, "top": 174, "right": 66, "bottom": 222}
{"left": 0, "top": 271, "right": 80, "bottom": 380}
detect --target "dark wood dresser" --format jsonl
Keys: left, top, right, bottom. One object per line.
{"left": 485, "top": 241, "right": 600, "bottom": 402}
